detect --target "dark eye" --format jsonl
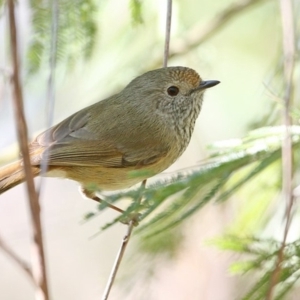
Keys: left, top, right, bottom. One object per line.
{"left": 167, "top": 86, "right": 179, "bottom": 96}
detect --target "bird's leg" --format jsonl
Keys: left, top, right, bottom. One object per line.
{"left": 81, "top": 187, "right": 140, "bottom": 226}
{"left": 81, "top": 187, "right": 124, "bottom": 214}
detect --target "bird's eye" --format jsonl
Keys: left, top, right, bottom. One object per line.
{"left": 167, "top": 86, "right": 179, "bottom": 96}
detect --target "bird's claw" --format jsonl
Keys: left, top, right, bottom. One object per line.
{"left": 120, "top": 212, "right": 141, "bottom": 226}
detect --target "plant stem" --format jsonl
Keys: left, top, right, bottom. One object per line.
{"left": 8, "top": 1, "right": 49, "bottom": 299}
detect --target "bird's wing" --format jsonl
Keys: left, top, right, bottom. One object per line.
{"left": 29, "top": 104, "right": 168, "bottom": 168}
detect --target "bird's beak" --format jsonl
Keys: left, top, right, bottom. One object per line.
{"left": 194, "top": 80, "right": 220, "bottom": 92}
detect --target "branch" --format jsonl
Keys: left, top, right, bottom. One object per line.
{"left": 163, "top": 0, "right": 172, "bottom": 68}
{"left": 266, "top": 0, "right": 295, "bottom": 298}
{"left": 0, "top": 233, "right": 34, "bottom": 283}
{"left": 38, "top": 0, "right": 58, "bottom": 194}
{"left": 8, "top": 1, "right": 49, "bottom": 299}
{"left": 101, "top": 180, "right": 146, "bottom": 299}
{"left": 101, "top": 221, "right": 135, "bottom": 300}
{"left": 149, "top": 0, "right": 269, "bottom": 70}
{"left": 101, "top": 1, "right": 174, "bottom": 297}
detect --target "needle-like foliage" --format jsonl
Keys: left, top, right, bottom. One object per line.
{"left": 85, "top": 126, "right": 300, "bottom": 236}
{"left": 27, "top": 0, "right": 97, "bottom": 74}
{"left": 213, "top": 236, "right": 300, "bottom": 300}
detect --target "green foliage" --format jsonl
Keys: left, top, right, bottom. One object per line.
{"left": 24, "top": 0, "right": 144, "bottom": 73}
{"left": 85, "top": 126, "right": 300, "bottom": 239}
{"left": 27, "top": 0, "right": 98, "bottom": 73}
{"left": 226, "top": 162, "right": 280, "bottom": 236}
{"left": 129, "top": 0, "right": 143, "bottom": 25}
{"left": 138, "top": 226, "right": 182, "bottom": 256}
{"left": 213, "top": 235, "right": 300, "bottom": 300}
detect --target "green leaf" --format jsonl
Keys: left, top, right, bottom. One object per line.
{"left": 129, "top": 0, "right": 143, "bottom": 25}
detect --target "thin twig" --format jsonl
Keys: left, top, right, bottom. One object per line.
{"left": 266, "top": 0, "right": 295, "bottom": 299}
{"left": 7, "top": 1, "right": 49, "bottom": 299}
{"left": 0, "top": 233, "right": 34, "bottom": 283}
{"left": 101, "top": 220, "right": 135, "bottom": 300}
{"left": 163, "top": 0, "right": 172, "bottom": 68}
{"left": 38, "top": 0, "right": 59, "bottom": 195}
{"left": 101, "top": 1, "right": 173, "bottom": 297}
{"left": 149, "top": 0, "right": 268, "bottom": 70}
{"left": 101, "top": 180, "right": 146, "bottom": 300}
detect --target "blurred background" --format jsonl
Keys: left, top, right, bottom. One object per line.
{"left": 0, "top": 0, "right": 298, "bottom": 299}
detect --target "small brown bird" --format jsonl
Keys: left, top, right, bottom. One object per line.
{"left": 0, "top": 67, "right": 219, "bottom": 199}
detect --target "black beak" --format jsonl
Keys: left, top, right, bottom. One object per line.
{"left": 198, "top": 80, "right": 220, "bottom": 90}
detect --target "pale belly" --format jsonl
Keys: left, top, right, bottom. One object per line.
{"left": 45, "top": 152, "right": 179, "bottom": 191}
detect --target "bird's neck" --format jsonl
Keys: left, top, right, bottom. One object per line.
{"left": 171, "top": 96, "right": 203, "bottom": 152}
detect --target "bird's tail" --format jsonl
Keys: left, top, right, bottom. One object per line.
{"left": 0, "top": 160, "right": 40, "bottom": 194}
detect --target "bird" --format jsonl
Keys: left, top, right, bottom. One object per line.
{"left": 0, "top": 66, "right": 219, "bottom": 200}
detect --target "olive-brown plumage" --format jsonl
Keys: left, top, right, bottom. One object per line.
{"left": 0, "top": 66, "right": 219, "bottom": 194}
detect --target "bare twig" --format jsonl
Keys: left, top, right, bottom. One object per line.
{"left": 7, "top": 1, "right": 49, "bottom": 299}
{"left": 150, "top": 0, "right": 268, "bottom": 70}
{"left": 38, "top": 0, "right": 59, "bottom": 195}
{"left": 101, "top": 180, "right": 146, "bottom": 300}
{"left": 266, "top": 0, "right": 295, "bottom": 299}
{"left": 101, "top": 1, "right": 174, "bottom": 297}
{"left": 0, "top": 233, "right": 34, "bottom": 283}
{"left": 101, "top": 220, "right": 135, "bottom": 300}
{"left": 163, "top": 0, "right": 172, "bottom": 68}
